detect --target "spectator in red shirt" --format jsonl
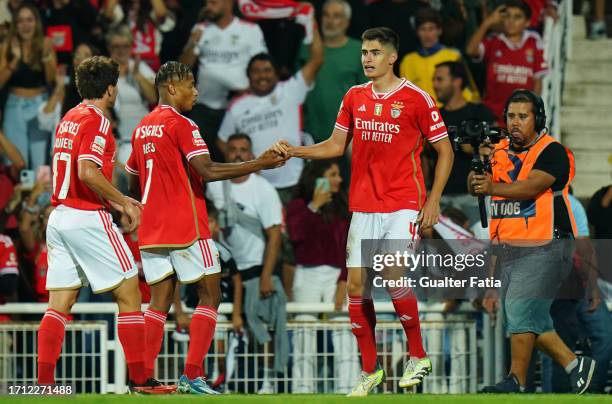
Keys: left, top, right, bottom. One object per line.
{"left": 0, "top": 129, "right": 25, "bottom": 216}
{"left": 0, "top": 233, "right": 19, "bottom": 321}
{"left": 18, "top": 179, "right": 54, "bottom": 302}
{"left": 467, "top": 0, "right": 547, "bottom": 124}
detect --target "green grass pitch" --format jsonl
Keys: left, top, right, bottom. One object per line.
{"left": 3, "top": 395, "right": 612, "bottom": 403}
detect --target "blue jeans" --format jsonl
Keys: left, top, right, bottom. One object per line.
{"left": 3, "top": 92, "right": 50, "bottom": 170}
{"left": 577, "top": 298, "right": 612, "bottom": 392}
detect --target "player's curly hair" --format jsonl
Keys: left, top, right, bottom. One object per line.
{"left": 293, "top": 159, "right": 350, "bottom": 224}
{"left": 75, "top": 56, "right": 119, "bottom": 100}
{"left": 504, "top": 0, "right": 532, "bottom": 20}
{"left": 361, "top": 27, "right": 399, "bottom": 53}
{"left": 155, "top": 61, "right": 193, "bottom": 88}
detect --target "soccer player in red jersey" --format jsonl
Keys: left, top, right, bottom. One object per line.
{"left": 37, "top": 56, "right": 169, "bottom": 393}
{"left": 275, "top": 27, "right": 454, "bottom": 395}
{"left": 125, "top": 61, "right": 285, "bottom": 395}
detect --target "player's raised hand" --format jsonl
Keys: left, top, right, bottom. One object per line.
{"left": 417, "top": 198, "right": 440, "bottom": 229}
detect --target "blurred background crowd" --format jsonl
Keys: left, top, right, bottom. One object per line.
{"left": 0, "top": 0, "right": 610, "bottom": 394}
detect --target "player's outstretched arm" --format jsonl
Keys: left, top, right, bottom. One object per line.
{"left": 280, "top": 127, "right": 350, "bottom": 160}
{"left": 78, "top": 160, "right": 142, "bottom": 231}
{"left": 188, "top": 144, "right": 286, "bottom": 182}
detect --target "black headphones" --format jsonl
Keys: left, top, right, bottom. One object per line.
{"left": 503, "top": 89, "right": 546, "bottom": 134}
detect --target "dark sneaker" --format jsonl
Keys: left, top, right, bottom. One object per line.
{"left": 569, "top": 356, "right": 596, "bottom": 394}
{"left": 128, "top": 378, "right": 177, "bottom": 394}
{"left": 480, "top": 373, "right": 522, "bottom": 393}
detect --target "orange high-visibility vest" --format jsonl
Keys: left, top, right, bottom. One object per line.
{"left": 489, "top": 134, "right": 577, "bottom": 246}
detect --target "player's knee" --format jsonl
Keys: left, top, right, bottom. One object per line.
{"left": 197, "top": 282, "right": 221, "bottom": 308}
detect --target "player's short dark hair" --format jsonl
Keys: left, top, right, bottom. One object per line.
{"left": 361, "top": 27, "right": 399, "bottom": 53}
{"left": 507, "top": 91, "right": 535, "bottom": 110}
{"left": 415, "top": 7, "right": 443, "bottom": 29}
{"left": 504, "top": 0, "right": 532, "bottom": 21}
{"left": 436, "top": 61, "right": 468, "bottom": 90}
{"left": 246, "top": 53, "right": 279, "bottom": 78}
{"left": 75, "top": 56, "right": 119, "bottom": 99}
{"left": 155, "top": 61, "right": 193, "bottom": 88}
{"left": 227, "top": 133, "right": 253, "bottom": 147}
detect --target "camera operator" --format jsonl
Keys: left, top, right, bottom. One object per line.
{"left": 433, "top": 61, "right": 494, "bottom": 225}
{"left": 469, "top": 89, "right": 596, "bottom": 394}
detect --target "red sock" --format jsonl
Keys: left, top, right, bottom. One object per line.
{"left": 184, "top": 306, "right": 217, "bottom": 380}
{"left": 348, "top": 295, "right": 378, "bottom": 373}
{"left": 362, "top": 298, "right": 377, "bottom": 338}
{"left": 117, "top": 312, "right": 147, "bottom": 384}
{"left": 390, "top": 287, "right": 426, "bottom": 358}
{"left": 38, "top": 309, "right": 69, "bottom": 384}
{"left": 144, "top": 308, "right": 167, "bottom": 378}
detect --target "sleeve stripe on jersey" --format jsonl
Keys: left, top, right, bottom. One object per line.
{"left": 429, "top": 132, "right": 449, "bottom": 143}
{"left": 334, "top": 123, "right": 349, "bottom": 132}
{"left": 78, "top": 154, "right": 104, "bottom": 166}
{"left": 186, "top": 149, "right": 210, "bottom": 161}
{"left": 125, "top": 164, "right": 139, "bottom": 175}
{"left": 405, "top": 82, "right": 435, "bottom": 108}
{"left": 0, "top": 267, "right": 18, "bottom": 275}
{"left": 534, "top": 69, "right": 549, "bottom": 78}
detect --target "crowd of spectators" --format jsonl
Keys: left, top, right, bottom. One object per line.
{"left": 0, "top": 0, "right": 609, "bottom": 393}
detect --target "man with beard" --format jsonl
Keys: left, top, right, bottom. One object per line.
{"left": 298, "top": 0, "right": 365, "bottom": 144}
{"left": 206, "top": 133, "right": 287, "bottom": 394}
{"left": 432, "top": 61, "right": 494, "bottom": 224}
{"left": 470, "top": 90, "right": 596, "bottom": 394}
{"left": 179, "top": 0, "right": 268, "bottom": 162}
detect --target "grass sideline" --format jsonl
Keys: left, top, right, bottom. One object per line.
{"left": 2, "top": 395, "right": 611, "bottom": 403}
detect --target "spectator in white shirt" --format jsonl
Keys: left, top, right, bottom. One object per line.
{"left": 217, "top": 20, "right": 323, "bottom": 195}
{"left": 179, "top": 0, "right": 268, "bottom": 162}
{"left": 206, "top": 133, "right": 287, "bottom": 393}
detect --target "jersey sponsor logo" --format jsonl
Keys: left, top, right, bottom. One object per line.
{"left": 490, "top": 199, "right": 536, "bottom": 218}
{"left": 374, "top": 103, "right": 383, "bottom": 116}
{"left": 134, "top": 124, "right": 165, "bottom": 140}
{"left": 358, "top": 104, "right": 366, "bottom": 112}
{"left": 431, "top": 111, "right": 440, "bottom": 122}
{"left": 493, "top": 63, "right": 532, "bottom": 85}
{"left": 57, "top": 120, "right": 80, "bottom": 136}
{"left": 91, "top": 135, "right": 106, "bottom": 155}
{"left": 355, "top": 118, "right": 400, "bottom": 144}
{"left": 192, "top": 130, "right": 206, "bottom": 147}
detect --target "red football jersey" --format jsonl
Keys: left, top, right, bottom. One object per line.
{"left": 0, "top": 234, "right": 18, "bottom": 276}
{"left": 479, "top": 31, "right": 548, "bottom": 122}
{"left": 125, "top": 105, "right": 212, "bottom": 248}
{"left": 51, "top": 103, "right": 115, "bottom": 210}
{"left": 335, "top": 79, "right": 448, "bottom": 213}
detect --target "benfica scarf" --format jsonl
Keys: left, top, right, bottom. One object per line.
{"left": 237, "top": 0, "right": 315, "bottom": 43}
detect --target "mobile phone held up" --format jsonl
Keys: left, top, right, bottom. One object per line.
{"left": 20, "top": 169, "right": 35, "bottom": 190}
{"left": 315, "top": 177, "right": 330, "bottom": 192}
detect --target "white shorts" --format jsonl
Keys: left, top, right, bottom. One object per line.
{"left": 46, "top": 205, "right": 138, "bottom": 294}
{"left": 141, "top": 239, "right": 221, "bottom": 285}
{"left": 346, "top": 209, "right": 420, "bottom": 269}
